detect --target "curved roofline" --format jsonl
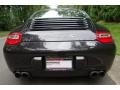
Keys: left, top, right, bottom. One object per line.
{"left": 29, "top": 8, "right": 90, "bottom": 19}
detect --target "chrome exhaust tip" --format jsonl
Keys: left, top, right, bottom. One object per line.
{"left": 21, "top": 72, "right": 30, "bottom": 78}
{"left": 99, "top": 71, "right": 105, "bottom": 77}
{"left": 15, "top": 72, "right": 21, "bottom": 78}
{"left": 89, "top": 71, "right": 98, "bottom": 78}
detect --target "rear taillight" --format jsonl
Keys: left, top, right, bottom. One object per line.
{"left": 6, "top": 32, "right": 22, "bottom": 45}
{"left": 96, "top": 31, "right": 113, "bottom": 43}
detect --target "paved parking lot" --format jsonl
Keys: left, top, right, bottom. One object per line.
{"left": 0, "top": 38, "right": 119, "bottom": 85}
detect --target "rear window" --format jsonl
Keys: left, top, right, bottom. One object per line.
{"left": 29, "top": 8, "right": 92, "bottom": 31}
{"left": 30, "top": 18, "right": 89, "bottom": 31}
{"left": 30, "top": 8, "right": 90, "bottom": 19}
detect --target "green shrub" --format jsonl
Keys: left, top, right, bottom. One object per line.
{"left": 0, "top": 5, "right": 49, "bottom": 31}
{"left": 58, "top": 5, "right": 120, "bottom": 22}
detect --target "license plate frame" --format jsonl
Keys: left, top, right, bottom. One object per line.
{"left": 45, "top": 56, "right": 73, "bottom": 71}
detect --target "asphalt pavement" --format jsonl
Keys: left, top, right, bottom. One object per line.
{"left": 0, "top": 38, "right": 118, "bottom": 85}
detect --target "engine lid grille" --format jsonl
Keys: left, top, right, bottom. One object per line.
{"left": 30, "top": 18, "right": 89, "bottom": 30}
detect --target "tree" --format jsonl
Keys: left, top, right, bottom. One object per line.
{"left": 58, "top": 5, "right": 120, "bottom": 22}
{"left": 0, "top": 5, "right": 49, "bottom": 31}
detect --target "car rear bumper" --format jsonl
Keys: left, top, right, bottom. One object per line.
{"left": 3, "top": 45, "right": 115, "bottom": 77}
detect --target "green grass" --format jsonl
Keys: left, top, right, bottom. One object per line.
{"left": 97, "top": 21, "right": 120, "bottom": 55}
{"left": 0, "top": 31, "right": 10, "bottom": 38}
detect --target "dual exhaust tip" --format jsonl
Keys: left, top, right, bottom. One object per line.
{"left": 15, "top": 71, "right": 105, "bottom": 78}
{"left": 89, "top": 71, "right": 105, "bottom": 78}
{"left": 15, "top": 72, "right": 30, "bottom": 78}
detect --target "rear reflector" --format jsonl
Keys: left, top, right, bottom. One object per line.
{"left": 33, "top": 57, "right": 42, "bottom": 61}
{"left": 76, "top": 56, "right": 85, "bottom": 60}
{"left": 96, "top": 31, "right": 113, "bottom": 43}
{"left": 6, "top": 32, "right": 22, "bottom": 45}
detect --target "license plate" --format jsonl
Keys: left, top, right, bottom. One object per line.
{"left": 46, "top": 57, "right": 72, "bottom": 71}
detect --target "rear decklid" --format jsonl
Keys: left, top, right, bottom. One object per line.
{"left": 23, "top": 30, "right": 96, "bottom": 42}
{"left": 23, "top": 18, "right": 96, "bottom": 42}
{"left": 21, "top": 18, "right": 96, "bottom": 51}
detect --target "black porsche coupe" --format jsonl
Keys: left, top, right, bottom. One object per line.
{"left": 3, "top": 8, "right": 116, "bottom": 78}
